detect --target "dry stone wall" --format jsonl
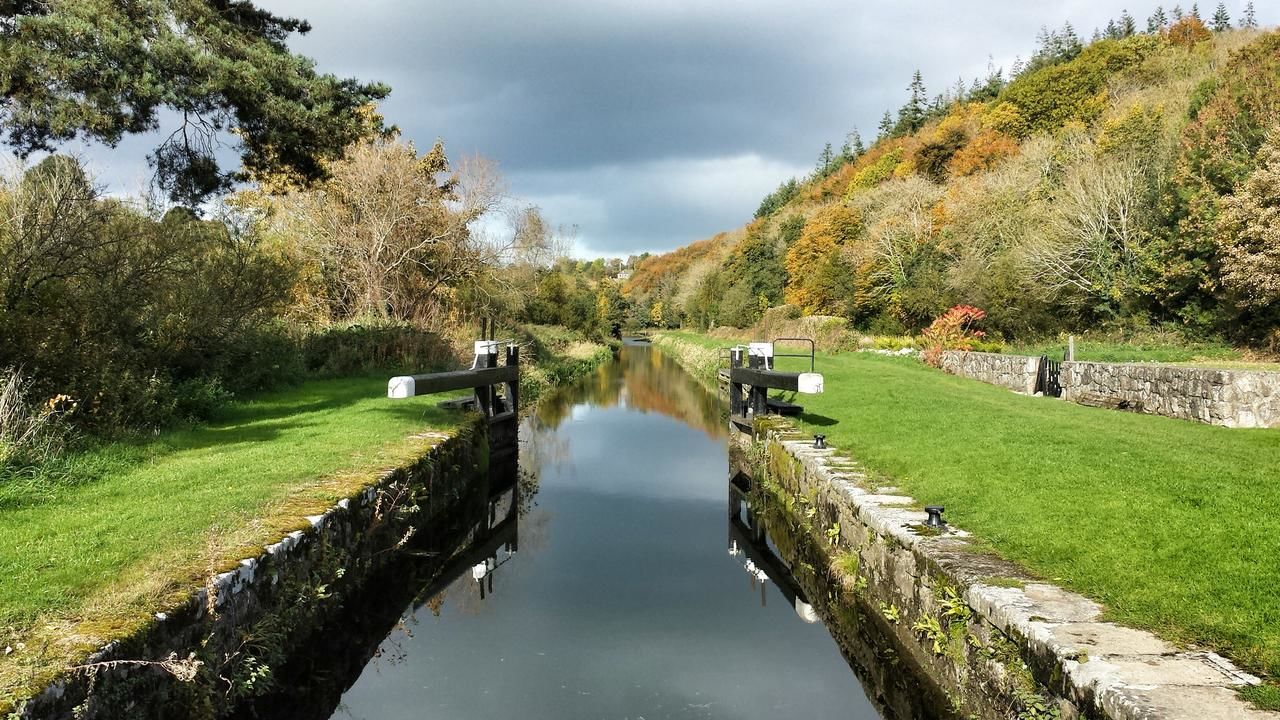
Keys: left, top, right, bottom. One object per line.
{"left": 1062, "top": 361, "right": 1280, "bottom": 429}
{"left": 940, "top": 350, "right": 1040, "bottom": 394}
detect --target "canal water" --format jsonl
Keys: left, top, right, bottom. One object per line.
{"left": 271, "top": 345, "right": 939, "bottom": 719}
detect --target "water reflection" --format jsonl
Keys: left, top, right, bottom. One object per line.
{"left": 240, "top": 346, "right": 948, "bottom": 720}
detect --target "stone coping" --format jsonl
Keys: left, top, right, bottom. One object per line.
{"left": 761, "top": 424, "right": 1272, "bottom": 720}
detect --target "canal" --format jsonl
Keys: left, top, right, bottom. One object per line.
{"left": 250, "top": 344, "right": 945, "bottom": 719}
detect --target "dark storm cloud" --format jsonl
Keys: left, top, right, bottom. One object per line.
{"left": 80, "top": 1, "right": 1231, "bottom": 255}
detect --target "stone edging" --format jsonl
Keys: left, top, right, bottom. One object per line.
{"left": 14, "top": 419, "right": 488, "bottom": 719}
{"left": 746, "top": 420, "right": 1271, "bottom": 720}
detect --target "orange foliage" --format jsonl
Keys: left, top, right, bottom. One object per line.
{"left": 783, "top": 205, "right": 861, "bottom": 312}
{"left": 946, "top": 130, "right": 1020, "bottom": 176}
{"left": 1166, "top": 16, "right": 1211, "bottom": 47}
{"left": 623, "top": 233, "right": 727, "bottom": 295}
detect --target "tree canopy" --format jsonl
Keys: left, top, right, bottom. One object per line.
{"left": 0, "top": 0, "right": 390, "bottom": 204}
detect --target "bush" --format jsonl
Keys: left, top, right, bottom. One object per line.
{"left": 921, "top": 305, "right": 989, "bottom": 367}
{"left": 302, "top": 323, "right": 456, "bottom": 377}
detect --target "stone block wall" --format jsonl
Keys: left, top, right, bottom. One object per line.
{"left": 1061, "top": 361, "right": 1280, "bottom": 428}
{"left": 940, "top": 350, "right": 1040, "bottom": 394}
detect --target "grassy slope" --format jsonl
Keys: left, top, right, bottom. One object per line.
{"left": 0, "top": 376, "right": 470, "bottom": 700}
{"left": 656, "top": 331, "right": 1280, "bottom": 680}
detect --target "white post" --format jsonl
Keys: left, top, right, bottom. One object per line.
{"left": 1068, "top": 335, "right": 1076, "bottom": 362}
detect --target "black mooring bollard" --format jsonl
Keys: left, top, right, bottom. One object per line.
{"left": 813, "top": 434, "right": 826, "bottom": 449}
{"left": 924, "top": 506, "right": 946, "bottom": 528}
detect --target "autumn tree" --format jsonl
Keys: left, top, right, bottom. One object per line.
{"left": 0, "top": 0, "right": 389, "bottom": 204}
{"left": 1167, "top": 15, "right": 1211, "bottom": 46}
{"left": 256, "top": 136, "right": 503, "bottom": 324}
{"left": 784, "top": 205, "right": 861, "bottom": 314}
{"left": 1217, "top": 131, "right": 1280, "bottom": 331}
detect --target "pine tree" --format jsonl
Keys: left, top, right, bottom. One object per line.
{"left": 1211, "top": 2, "right": 1231, "bottom": 29}
{"left": 1105, "top": 18, "right": 1121, "bottom": 39}
{"left": 897, "top": 70, "right": 928, "bottom": 134}
{"left": 1190, "top": 2, "right": 1201, "bottom": 20}
{"left": 848, "top": 129, "right": 865, "bottom": 158}
{"left": 1241, "top": 1, "right": 1257, "bottom": 27}
{"left": 1172, "top": 4, "right": 1184, "bottom": 20}
{"left": 1120, "top": 10, "right": 1137, "bottom": 36}
{"left": 877, "top": 110, "right": 894, "bottom": 139}
{"left": 1148, "top": 6, "right": 1168, "bottom": 32}
{"left": 1092, "top": 26, "right": 1103, "bottom": 42}
{"left": 1062, "top": 22, "right": 1083, "bottom": 56}
{"left": 816, "top": 142, "right": 834, "bottom": 176}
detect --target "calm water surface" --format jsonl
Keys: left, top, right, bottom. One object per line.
{"left": 329, "top": 345, "right": 887, "bottom": 720}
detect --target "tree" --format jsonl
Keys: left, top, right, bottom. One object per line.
{"left": 1172, "top": 4, "right": 1185, "bottom": 19}
{"left": 0, "top": 1, "right": 389, "bottom": 205}
{"left": 1217, "top": 131, "right": 1280, "bottom": 319}
{"left": 1120, "top": 10, "right": 1138, "bottom": 36}
{"left": 1166, "top": 15, "right": 1212, "bottom": 46}
{"left": 1105, "top": 19, "right": 1121, "bottom": 39}
{"left": 1191, "top": 2, "right": 1202, "bottom": 20}
{"left": 847, "top": 129, "right": 866, "bottom": 159}
{"left": 815, "top": 142, "right": 835, "bottom": 176}
{"left": 897, "top": 70, "right": 928, "bottom": 134}
{"left": 877, "top": 110, "right": 895, "bottom": 139}
{"left": 1241, "top": 2, "right": 1257, "bottom": 27}
{"left": 264, "top": 136, "right": 502, "bottom": 323}
{"left": 1148, "top": 6, "right": 1169, "bottom": 32}
{"left": 1211, "top": 3, "right": 1231, "bottom": 30}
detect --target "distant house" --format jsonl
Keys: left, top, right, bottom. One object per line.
{"left": 616, "top": 270, "right": 632, "bottom": 281}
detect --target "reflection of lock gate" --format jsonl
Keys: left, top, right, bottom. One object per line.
{"left": 725, "top": 338, "right": 824, "bottom": 430}
{"left": 727, "top": 473, "right": 820, "bottom": 623}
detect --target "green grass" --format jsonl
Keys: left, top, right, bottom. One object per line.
{"left": 0, "top": 376, "right": 466, "bottom": 701}
{"left": 1004, "top": 337, "right": 1251, "bottom": 365}
{"left": 657, "top": 332, "right": 1280, "bottom": 682}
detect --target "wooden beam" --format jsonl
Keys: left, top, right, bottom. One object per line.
{"left": 389, "top": 365, "right": 519, "bottom": 398}
{"left": 729, "top": 367, "right": 801, "bottom": 392}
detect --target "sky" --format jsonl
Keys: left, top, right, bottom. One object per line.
{"left": 70, "top": 1, "right": 1270, "bottom": 258}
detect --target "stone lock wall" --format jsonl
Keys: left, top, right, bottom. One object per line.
{"left": 940, "top": 350, "right": 1040, "bottom": 395}
{"left": 16, "top": 418, "right": 490, "bottom": 720}
{"left": 735, "top": 419, "right": 1265, "bottom": 720}
{"left": 1061, "top": 361, "right": 1280, "bottom": 429}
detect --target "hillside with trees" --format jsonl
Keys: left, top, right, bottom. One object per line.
{"left": 619, "top": 5, "right": 1280, "bottom": 349}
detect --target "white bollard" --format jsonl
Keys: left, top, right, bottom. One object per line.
{"left": 387, "top": 376, "right": 416, "bottom": 399}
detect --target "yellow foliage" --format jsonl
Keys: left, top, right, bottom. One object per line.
{"left": 784, "top": 205, "right": 861, "bottom": 311}
{"left": 982, "top": 101, "right": 1027, "bottom": 137}
{"left": 846, "top": 147, "right": 904, "bottom": 195}
{"left": 1098, "top": 102, "right": 1167, "bottom": 155}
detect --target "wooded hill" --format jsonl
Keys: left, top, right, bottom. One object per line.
{"left": 621, "top": 11, "right": 1280, "bottom": 347}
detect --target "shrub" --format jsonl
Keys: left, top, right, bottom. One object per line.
{"left": 920, "top": 305, "right": 989, "bottom": 367}
{"left": 1166, "top": 16, "right": 1212, "bottom": 48}
{"left": 947, "top": 130, "right": 1020, "bottom": 177}
{"left": 846, "top": 148, "right": 904, "bottom": 194}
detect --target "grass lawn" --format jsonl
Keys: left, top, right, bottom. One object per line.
{"left": 658, "top": 331, "right": 1280, "bottom": 681}
{"left": 0, "top": 376, "right": 466, "bottom": 703}
{"left": 1003, "top": 337, "right": 1274, "bottom": 367}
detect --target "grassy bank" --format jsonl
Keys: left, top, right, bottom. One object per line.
{"left": 0, "top": 328, "right": 611, "bottom": 709}
{"left": 653, "top": 331, "right": 1280, "bottom": 686}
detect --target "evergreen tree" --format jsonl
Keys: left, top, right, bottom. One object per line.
{"left": 0, "top": 0, "right": 390, "bottom": 204}
{"left": 1211, "top": 2, "right": 1231, "bottom": 29}
{"left": 897, "top": 70, "right": 928, "bottom": 134}
{"left": 1190, "top": 2, "right": 1201, "bottom": 20}
{"left": 1105, "top": 18, "right": 1121, "bottom": 39}
{"left": 1148, "top": 6, "right": 1168, "bottom": 32}
{"left": 877, "top": 110, "right": 894, "bottom": 139}
{"left": 1241, "top": 1, "right": 1257, "bottom": 27}
{"left": 1091, "top": 26, "right": 1103, "bottom": 42}
{"left": 816, "top": 142, "right": 834, "bottom": 176}
{"left": 952, "top": 76, "right": 967, "bottom": 104}
{"left": 1120, "top": 10, "right": 1137, "bottom": 36}
{"left": 848, "top": 129, "right": 865, "bottom": 157}
{"left": 1172, "top": 4, "right": 1184, "bottom": 20}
